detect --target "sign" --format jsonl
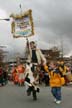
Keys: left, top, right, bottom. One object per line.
{"left": 10, "top": 9, "right": 34, "bottom": 38}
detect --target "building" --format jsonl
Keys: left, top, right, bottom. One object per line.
{"left": 41, "top": 46, "right": 60, "bottom": 61}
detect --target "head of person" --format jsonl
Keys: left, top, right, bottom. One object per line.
{"left": 30, "top": 41, "right": 36, "bottom": 49}
{"left": 60, "top": 60, "right": 64, "bottom": 65}
{"left": 57, "top": 61, "right": 61, "bottom": 66}
{"left": 49, "top": 61, "right": 58, "bottom": 69}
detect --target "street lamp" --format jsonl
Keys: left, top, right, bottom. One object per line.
{"left": 0, "top": 18, "right": 10, "bottom": 21}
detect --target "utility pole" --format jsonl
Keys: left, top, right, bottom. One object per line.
{"left": 19, "top": 4, "right": 22, "bottom": 15}
{"left": 60, "top": 37, "right": 64, "bottom": 58}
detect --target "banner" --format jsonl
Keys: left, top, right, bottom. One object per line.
{"left": 10, "top": 9, "right": 34, "bottom": 38}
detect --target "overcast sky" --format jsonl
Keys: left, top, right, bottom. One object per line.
{"left": 0, "top": 0, "right": 72, "bottom": 60}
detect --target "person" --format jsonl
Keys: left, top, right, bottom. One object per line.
{"left": 17, "top": 64, "right": 25, "bottom": 86}
{"left": 3, "top": 68, "right": 8, "bottom": 85}
{"left": 0, "top": 66, "right": 4, "bottom": 86}
{"left": 25, "top": 39, "right": 46, "bottom": 100}
{"left": 59, "top": 60, "right": 67, "bottom": 76}
{"left": 48, "top": 61, "right": 65, "bottom": 104}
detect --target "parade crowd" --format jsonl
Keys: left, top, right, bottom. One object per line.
{"left": 0, "top": 40, "right": 72, "bottom": 104}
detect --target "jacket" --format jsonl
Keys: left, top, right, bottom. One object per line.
{"left": 28, "top": 48, "right": 46, "bottom": 65}
{"left": 49, "top": 68, "right": 64, "bottom": 87}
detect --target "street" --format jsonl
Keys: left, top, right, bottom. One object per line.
{"left": 0, "top": 82, "right": 72, "bottom": 108}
